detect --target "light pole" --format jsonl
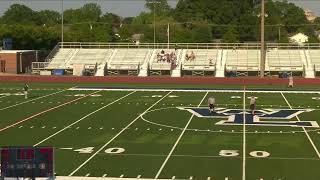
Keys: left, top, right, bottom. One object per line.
{"left": 61, "top": 0, "right": 64, "bottom": 48}
{"left": 259, "top": 0, "right": 266, "bottom": 78}
{"left": 147, "top": 0, "right": 161, "bottom": 46}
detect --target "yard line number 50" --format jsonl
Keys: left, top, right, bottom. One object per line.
{"left": 219, "top": 150, "right": 270, "bottom": 158}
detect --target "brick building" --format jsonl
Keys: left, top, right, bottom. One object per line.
{"left": 0, "top": 50, "right": 37, "bottom": 74}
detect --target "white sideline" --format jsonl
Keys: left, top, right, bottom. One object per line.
{"left": 33, "top": 91, "right": 136, "bottom": 146}
{"left": 0, "top": 89, "right": 68, "bottom": 111}
{"left": 281, "top": 92, "right": 320, "bottom": 159}
{"left": 154, "top": 92, "right": 208, "bottom": 179}
{"left": 69, "top": 87, "right": 320, "bottom": 94}
{"left": 242, "top": 87, "right": 246, "bottom": 180}
{"left": 68, "top": 91, "right": 172, "bottom": 176}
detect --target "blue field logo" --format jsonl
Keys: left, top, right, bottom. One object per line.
{"left": 178, "top": 107, "right": 319, "bottom": 128}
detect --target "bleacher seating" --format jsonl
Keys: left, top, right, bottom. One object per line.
{"left": 66, "top": 49, "right": 111, "bottom": 68}
{"left": 108, "top": 49, "right": 151, "bottom": 70}
{"left": 150, "top": 49, "right": 178, "bottom": 70}
{"left": 225, "top": 50, "right": 260, "bottom": 71}
{"left": 266, "top": 49, "right": 303, "bottom": 71}
{"left": 308, "top": 50, "right": 320, "bottom": 71}
{"left": 182, "top": 49, "right": 217, "bottom": 71}
{"left": 47, "top": 49, "right": 76, "bottom": 69}
{"left": 47, "top": 48, "right": 111, "bottom": 69}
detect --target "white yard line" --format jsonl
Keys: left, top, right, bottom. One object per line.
{"left": 0, "top": 95, "right": 10, "bottom": 99}
{"left": 281, "top": 92, "right": 320, "bottom": 159}
{"left": 33, "top": 91, "right": 136, "bottom": 146}
{"left": 154, "top": 92, "right": 209, "bottom": 179}
{"left": 69, "top": 87, "right": 320, "bottom": 94}
{"left": 0, "top": 89, "right": 68, "bottom": 111}
{"left": 0, "top": 90, "right": 102, "bottom": 133}
{"left": 68, "top": 91, "right": 172, "bottom": 176}
{"left": 242, "top": 87, "right": 246, "bottom": 180}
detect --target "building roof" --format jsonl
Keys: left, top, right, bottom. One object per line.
{"left": 0, "top": 50, "right": 35, "bottom": 54}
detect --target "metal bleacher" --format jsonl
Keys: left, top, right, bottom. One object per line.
{"left": 225, "top": 50, "right": 260, "bottom": 71}
{"left": 66, "top": 49, "right": 111, "bottom": 68}
{"left": 150, "top": 49, "right": 177, "bottom": 70}
{"left": 33, "top": 42, "right": 320, "bottom": 77}
{"left": 308, "top": 50, "right": 320, "bottom": 71}
{"left": 182, "top": 49, "right": 217, "bottom": 71}
{"left": 47, "top": 48, "right": 76, "bottom": 69}
{"left": 266, "top": 49, "right": 303, "bottom": 71}
{"left": 108, "top": 48, "right": 151, "bottom": 70}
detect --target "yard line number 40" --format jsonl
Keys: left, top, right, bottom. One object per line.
{"left": 73, "top": 147, "right": 270, "bottom": 158}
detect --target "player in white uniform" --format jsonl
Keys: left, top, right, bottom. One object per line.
{"left": 288, "top": 76, "right": 293, "bottom": 88}
{"left": 208, "top": 97, "right": 215, "bottom": 113}
{"left": 250, "top": 96, "right": 256, "bottom": 115}
{"left": 24, "top": 83, "right": 29, "bottom": 99}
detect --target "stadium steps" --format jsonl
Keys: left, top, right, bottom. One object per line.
{"left": 215, "top": 49, "right": 225, "bottom": 77}
{"left": 138, "top": 49, "right": 153, "bottom": 77}
{"left": 171, "top": 49, "right": 184, "bottom": 77}
{"left": 304, "top": 50, "right": 315, "bottom": 78}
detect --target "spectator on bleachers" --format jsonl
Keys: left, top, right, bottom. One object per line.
{"left": 166, "top": 53, "right": 170, "bottom": 63}
{"left": 209, "top": 59, "right": 214, "bottom": 65}
{"left": 185, "top": 53, "right": 190, "bottom": 61}
{"left": 190, "top": 51, "right": 196, "bottom": 61}
{"left": 157, "top": 53, "right": 161, "bottom": 62}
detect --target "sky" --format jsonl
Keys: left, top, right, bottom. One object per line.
{"left": 0, "top": 0, "right": 318, "bottom": 17}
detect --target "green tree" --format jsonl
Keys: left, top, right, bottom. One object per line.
{"left": 2, "top": 4, "right": 37, "bottom": 24}
{"left": 145, "top": 0, "right": 171, "bottom": 14}
{"left": 36, "top": 10, "right": 61, "bottom": 26}
{"left": 222, "top": 27, "right": 239, "bottom": 43}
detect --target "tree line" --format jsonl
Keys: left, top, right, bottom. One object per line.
{"left": 0, "top": 0, "right": 319, "bottom": 50}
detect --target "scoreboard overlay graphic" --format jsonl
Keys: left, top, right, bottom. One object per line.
{"left": 0, "top": 147, "right": 54, "bottom": 178}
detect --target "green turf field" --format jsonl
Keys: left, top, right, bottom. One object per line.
{"left": 1, "top": 83, "right": 320, "bottom": 180}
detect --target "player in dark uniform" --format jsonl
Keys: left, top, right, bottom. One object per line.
{"left": 24, "top": 83, "right": 29, "bottom": 99}
{"left": 250, "top": 96, "right": 256, "bottom": 115}
{"left": 208, "top": 97, "right": 215, "bottom": 113}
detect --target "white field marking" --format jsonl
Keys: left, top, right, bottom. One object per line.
{"left": 154, "top": 92, "right": 208, "bottom": 179}
{"left": 0, "top": 89, "right": 68, "bottom": 111}
{"left": 96, "top": 152, "right": 320, "bottom": 161}
{"left": 69, "top": 87, "right": 320, "bottom": 94}
{"left": 33, "top": 91, "right": 136, "bottom": 147}
{"left": 242, "top": 87, "right": 246, "bottom": 180}
{"left": 137, "top": 175, "right": 141, "bottom": 178}
{"left": 102, "top": 174, "right": 107, "bottom": 177}
{"left": 0, "top": 90, "right": 102, "bottom": 133}
{"left": 0, "top": 95, "right": 10, "bottom": 99}
{"left": 281, "top": 92, "right": 320, "bottom": 159}
{"left": 68, "top": 91, "right": 172, "bottom": 176}
{"left": 120, "top": 174, "right": 124, "bottom": 178}
{"left": 85, "top": 173, "right": 90, "bottom": 177}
